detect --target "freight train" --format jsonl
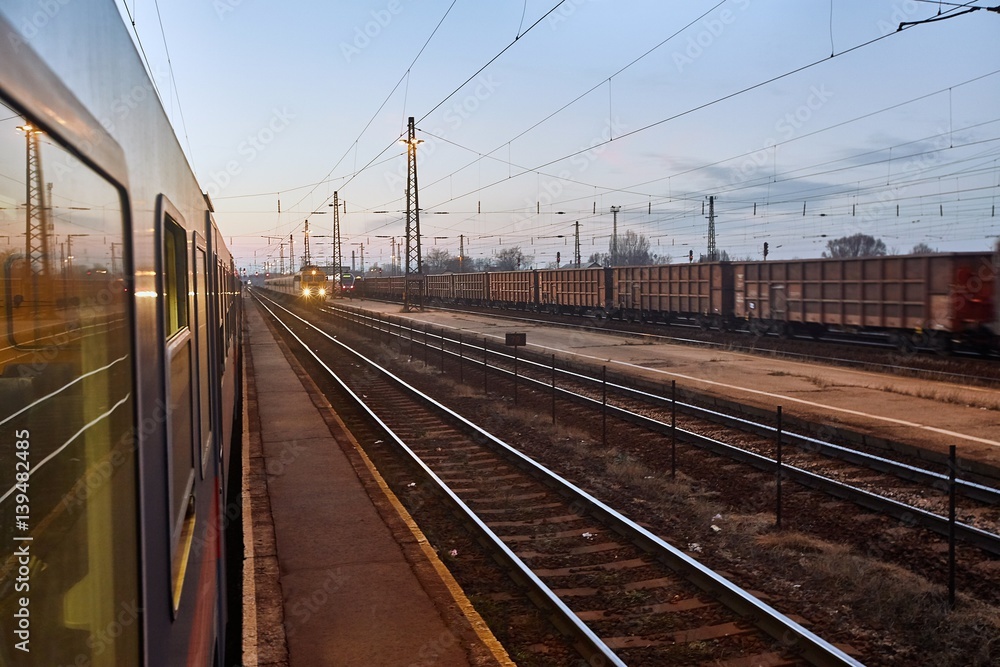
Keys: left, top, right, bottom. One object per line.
{"left": 360, "top": 252, "right": 999, "bottom": 353}
{"left": 1, "top": 3, "right": 243, "bottom": 666}
{"left": 264, "top": 265, "right": 329, "bottom": 303}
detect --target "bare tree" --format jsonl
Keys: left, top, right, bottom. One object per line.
{"left": 911, "top": 242, "right": 937, "bottom": 254}
{"left": 822, "top": 233, "right": 887, "bottom": 258}
{"left": 494, "top": 246, "right": 532, "bottom": 270}
{"left": 423, "top": 247, "right": 453, "bottom": 273}
{"left": 594, "top": 230, "right": 655, "bottom": 266}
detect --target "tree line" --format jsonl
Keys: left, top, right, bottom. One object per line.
{"left": 366, "top": 232, "right": 956, "bottom": 274}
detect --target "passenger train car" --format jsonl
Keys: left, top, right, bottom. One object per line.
{"left": 360, "top": 251, "right": 1000, "bottom": 353}
{"left": 1, "top": 3, "right": 242, "bottom": 666}
{"left": 263, "top": 265, "right": 329, "bottom": 303}
{"left": 338, "top": 271, "right": 357, "bottom": 296}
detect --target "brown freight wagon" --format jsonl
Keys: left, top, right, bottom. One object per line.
{"left": 361, "top": 275, "right": 405, "bottom": 301}
{"left": 537, "top": 267, "right": 611, "bottom": 315}
{"left": 453, "top": 272, "right": 489, "bottom": 305}
{"left": 731, "top": 253, "right": 996, "bottom": 350}
{"left": 424, "top": 273, "right": 454, "bottom": 302}
{"left": 488, "top": 270, "right": 536, "bottom": 309}
{"left": 613, "top": 263, "right": 735, "bottom": 327}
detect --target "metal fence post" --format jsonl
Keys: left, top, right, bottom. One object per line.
{"left": 776, "top": 405, "right": 783, "bottom": 529}
{"left": 551, "top": 354, "right": 556, "bottom": 425}
{"left": 602, "top": 366, "right": 607, "bottom": 448}
{"left": 949, "top": 444, "right": 957, "bottom": 608}
{"left": 670, "top": 380, "right": 677, "bottom": 479}
{"left": 513, "top": 345, "right": 519, "bottom": 406}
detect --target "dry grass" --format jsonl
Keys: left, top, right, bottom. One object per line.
{"left": 867, "top": 382, "right": 1000, "bottom": 412}
{"left": 751, "top": 531, "right": 1000, "bottom": 665}
{"left": 487, "top": 404, "right": 1000, "bottom": 665}
{"left": 374, "top": 332, "right": 1000, "bottom": 665}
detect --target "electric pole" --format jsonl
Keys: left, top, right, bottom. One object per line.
{"left": 574, "top": 221, "right": 581, "bottom": 268}
{"left": 403, "top": 116, "right": 423, "bottom": 311}
{"left": 332, "top": 191, "right": 343, "bottom": 279}
{"left": 610, "top": 206, "right": 620, "bottom": 266}
{"left": 303, "top": 219, "right": 311, "bottom": 266}
{"left": 706, "top": 195, "right": 717, "bottom": 261}
{"left": 459, "top": 234, "right": 465, "bottom": 271}
{"left": 289, "top": 233, "right": 295, "bottom": 273}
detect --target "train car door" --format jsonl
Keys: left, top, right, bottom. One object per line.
{"left": 157, "top": 196, "right": 197, "bottom": 614}
{"left": 769, "top": 284, "right": 787, "bottom": 320}
{"left": 191, "top": 232, "right": 213, "bottom": 478}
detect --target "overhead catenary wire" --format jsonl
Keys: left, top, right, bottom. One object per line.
{"left": 242, "top": 3, "right": 998, "bottom": 267}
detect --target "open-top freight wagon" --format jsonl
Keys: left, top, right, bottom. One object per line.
{"left": 358, "top": 250, "right": 998, "bottom": 353}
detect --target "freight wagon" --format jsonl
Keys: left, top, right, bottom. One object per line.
{"left": 357, "top": 250, "right": 998, "bottom": 352}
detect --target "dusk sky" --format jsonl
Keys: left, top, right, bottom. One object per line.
{"left": 116, "top": 0, "right": 1000, "bottom": 274}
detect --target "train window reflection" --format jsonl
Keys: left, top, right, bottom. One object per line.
{"left": 0, "top": 104, "right": 138, "bottom": 665}
{"left": 163, "top": 217, "right": 188, "bottom": 337}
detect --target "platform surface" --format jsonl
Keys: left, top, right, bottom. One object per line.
{"left": 242, "top": 299, "right": 509, "bottom": 667}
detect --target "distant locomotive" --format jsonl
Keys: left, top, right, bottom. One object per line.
{"left": 360, "top": 251, "right": 999, "bottom": 353}
{"left": 265, "top": 265, "right": 329, "bottom": 303}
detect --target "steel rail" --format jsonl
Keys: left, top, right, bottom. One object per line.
{"left": 254, "top": 294, "right": 626, "bottom": 667}
{"left": 340, "top": 304, "right": 1000, "bottom": 556}
{"left": 266, "top": 294, "right": 863, "bottom": 666}
{"left": 346, "top": 297, "right": 1000, "bottom": 382}
{"left": 341, "top": 304, "right": 1000, "bottom": 505}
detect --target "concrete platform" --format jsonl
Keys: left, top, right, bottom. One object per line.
{"left": 241, "top": 299, "right": 512, "bottom": 667}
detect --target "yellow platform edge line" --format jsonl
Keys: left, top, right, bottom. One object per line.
{"left": 347, "top": 430, "right": 516, "bottom": 666}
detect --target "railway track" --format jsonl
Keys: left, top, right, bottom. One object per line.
{"left": 327, "top": 304, "right": 1000, "bottom": 599}
{"left": 358, "top": 298, "right": 1000, "bottom": 386}
{"left": 254, "top": 292, "right": 862, "bottom": 666}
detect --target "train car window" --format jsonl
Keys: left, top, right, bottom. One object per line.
{"left": 194, "top": 244, "right": 212, "bottom": 476}
{"left": 0, "top": 106, "right": 139, "bottom": 665}
{"left": 158, "top": 204, "right": 196, "bottom": 612}
{"left": 163, "top": 217, "right": 188, "bottom": 337}
{"left": 216, "top": 258, "right": 225, "bottom": 377}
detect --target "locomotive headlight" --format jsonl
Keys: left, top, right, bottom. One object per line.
{"left": 319, "top": 288, "right": 326, "bottom": 296}
{"left": 302, "top": 288, "right": 310, "bottom": 296}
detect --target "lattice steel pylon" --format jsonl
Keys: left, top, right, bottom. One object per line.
{"left": 332, "top": 191, "right": 343, "bottom": 290}
{"left": 403, "top": 116, "right": 423, "bottom": 311}
{"left": 706, "top": 195, "right": 717, "bottom": 261}
{"left": 303, "top": 218, "right": 311, "bottom": 266}
{"left": 20, "top": 124, "right": 51, "bottom": 281}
